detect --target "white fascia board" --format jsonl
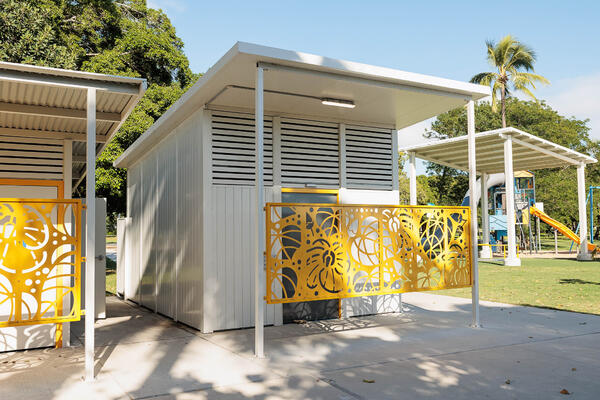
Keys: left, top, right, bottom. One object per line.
{"left": 0, "top": 61, "right": 146, "bottom": 90}
{"left": 116, "top": 42, "right": 493, "bottom": 168}
{"left": 237, "top": 42, "right": 491, "bottom": 100}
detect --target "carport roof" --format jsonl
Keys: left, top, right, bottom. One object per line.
{"left": 399, "top": 127, "right": 597, "bottom": 174}
{"left": 115, "top": 41, "right": 490, "bottom": 168}
{"left": 0, "top": 61, "right": 146, "bottom": 189}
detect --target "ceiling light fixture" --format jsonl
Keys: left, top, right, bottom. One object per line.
{"left": 321, "top": 98, "right": 356, "bottom": 108}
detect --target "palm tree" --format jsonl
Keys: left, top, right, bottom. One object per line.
{"left": 470, "top": 35, "right": 549, "bottom": 127}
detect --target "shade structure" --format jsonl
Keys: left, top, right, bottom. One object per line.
{"left": 400, "top": 127, "right": 596, "bottom": 173}
{"left": 0, "top": 62, "right": 146, "bottom": 190}
{"left": 400, "top": 127, "right": 598, "bottom": 266}
{"left": 0, "top": 61, "right": 145, "bottom": 381}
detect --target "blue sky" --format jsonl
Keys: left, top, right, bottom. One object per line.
{"left": 149, "top": 0, "right": 600, "bottom": 171}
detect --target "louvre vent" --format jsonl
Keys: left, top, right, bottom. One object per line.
{"left": 345, "top": 125, "right": 393, "bottom": 189}
{"left": 211, "top": 111, "right": 273, "bottom": 185}
{"left": 281, "top": 118, "right": 339, "bottom": 186}
{"left": 0, "top": 136, "right": 63, "bottom": 180}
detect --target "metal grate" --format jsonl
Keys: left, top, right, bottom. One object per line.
{"left": 211, "top": 111, "right": 273, "bottom": 185}
{"left": 345, "top": 125, "right": 393, "bottom": 189}
{"left": 281, "top": 118, "right": 339, "bottom": 186}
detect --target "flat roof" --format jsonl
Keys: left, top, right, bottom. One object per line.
{"left": 115, "top": 42, "right": 490, "bottom": 168}
{"left": 399, "top": 127, "right": 597, "bottom": 173}
{"left": 0, "top": 62, "right": 146, "bottom": 188}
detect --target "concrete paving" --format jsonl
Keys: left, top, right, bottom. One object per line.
{"left": 0, "top": 293, "right": 598, "bottom": 399}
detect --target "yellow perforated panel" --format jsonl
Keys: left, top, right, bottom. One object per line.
{"left": 266, "top": 204, "right": 472, "bottom": 304}
{"left": 0, "top": 199, "right": 82, "bottom": 327}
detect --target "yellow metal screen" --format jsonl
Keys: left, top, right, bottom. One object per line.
{"left": 266, "top": 204, "right": 472, "bottom": 304}
{"left": 0, "top": 199, "right": 82, "bottom": 327}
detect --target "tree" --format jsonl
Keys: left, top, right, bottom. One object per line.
{"left": 425, "top": 99, "right": 600, "bottom": 232}
{"left": 0, "top": 0, "right": 76, "bottom": 68}
{"left": 470, "top": 35, "right": 549, "bottom": 127}
{"left": 0, "top": 0, "right": 195, "bottom": 230}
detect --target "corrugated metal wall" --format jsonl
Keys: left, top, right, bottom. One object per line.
{"left": 202, "top": 185, "right": 280, "bottom": 331}
{"left": 125, "top": 112, "right": 204, "bottom": 329}
{"left": 126, "top": 164, "right": 141, "bottom": 302}
{"left": 156, "top": 135, "right": 177, "bottom": 318}
{"left": 140, "top": 153, "right": 157, "bottom": 309}
{"left": 176, "top": 114, "right": 204, "bottom": 328}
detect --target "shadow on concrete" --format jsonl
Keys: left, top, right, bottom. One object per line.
{"left": 0, "top": 293, "right": 598, "bottom": 399}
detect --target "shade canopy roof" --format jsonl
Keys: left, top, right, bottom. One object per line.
{"left": 0, "top": 61, "right": 146, "bottom": 189}
{"left": 115, "top": 42, "right": 490, "bottom": 167}
{"left": 400, "top": 127, "right": 597, "bottom": 174}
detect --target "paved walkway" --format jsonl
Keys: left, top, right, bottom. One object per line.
{"left": 0, "top": 293, "right": 598, "bottom": 399}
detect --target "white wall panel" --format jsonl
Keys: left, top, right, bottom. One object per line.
{"left": 140, "top": 153, "right": 157, "bottom": 310}
{"left": 203, "top": 185, "right": 278, "bottom": 332}
{"left": 175, "top": 113, "right": 203, "bottom": 328}
{"left": 156, "top": 135, "right": 177, "bottom": 318}
{"left": 126, "top": 164, "right": 141, "bottom": 302}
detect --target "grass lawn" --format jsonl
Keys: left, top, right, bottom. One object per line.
{"left": 106, "top": 257, "right": 117, "bottom": 295}
{"left": 437, "top": 258, "right": 600, "bottom": 315}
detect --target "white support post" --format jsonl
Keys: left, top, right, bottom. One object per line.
{"left": 85, "top": 87, "right": 96, "bottom": 381}
{"left": 254, "top": 65, "right": 266, "bottom": 358}
{"left": 467, "top": 100, "right": 480, "bottom": 328}
{"left": 577, "top": 163, "right": 592, "bottom": 261}
{"left": 409, "top": 152, "right": 417, "bottom": 205}
{"left": 480, "top": 172, "right": 492, "bottom": 259}
{"left": 503, "top": 134, "right": 521, "bottom": 267}
{"left": 62, "top": 139, "right": 72, "bottom": 348}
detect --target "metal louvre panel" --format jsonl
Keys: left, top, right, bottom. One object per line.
{"left": 346, "top": 125, "right": 393, "bottom": 189}
{"left": 281, "top": 118, "right": 339, "bottom": 186}
{"left": 0, "top": 135, "right": 63, "bottom": 179}
{"left": 211, "top": 111, "right": 273, "bottom": 185}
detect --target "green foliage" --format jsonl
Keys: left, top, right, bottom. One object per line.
{"left": 0, "top": 0, "right": 196, "bottom": 227}
{"left": 426, "top": 98, "right": 600, "bottom": 233}
{"left": 0, "top": 0, "right": 76, "bottom": 68}
{"left": 470, "top": 35, "right": 549, "bottom": 127}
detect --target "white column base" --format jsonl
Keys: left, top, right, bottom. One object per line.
{"left": 577, "top": 252, "right": 593, "bottom": 261}
{"left": 479, "top": 246, "right": 493, "bottom": 259}
{"left": 503, "top": 257, "right": 521, "bottom": 267}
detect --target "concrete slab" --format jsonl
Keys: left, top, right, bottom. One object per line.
{"left": 0, "top": 293, "right": 598, "bottom": 399}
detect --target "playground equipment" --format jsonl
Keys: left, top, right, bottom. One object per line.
{"left": 463, "top": 171, "right": 541, "bottom": 256}
{"left": 465, "top": 171, "right": 596, "bottom": 258}
{"left": 530, "top": 205, "right": 596, "bottom": 252}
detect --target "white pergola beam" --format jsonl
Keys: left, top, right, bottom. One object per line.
{"left": 508, "top": 135, "right": 580, "bottom": 165}
{"left": 0, "top": 102, "right": 121, "bottom": 122}
{"left": 0, "top": 68, "right": 141, "bottom": 95}
{"left": 419, "top": 139, "right": 503, "bottom": 159}
{"left": 0, "top": 128, "right": 108, "bottom": 143}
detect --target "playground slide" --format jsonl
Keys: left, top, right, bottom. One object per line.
{"left": 461, "top": 173, "right": 506, "bottom": 206}
{"left": 530, "top": 205, "right": 596, "bottom": 252}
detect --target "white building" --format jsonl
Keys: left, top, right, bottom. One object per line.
{"left": 114, "top": 42, "right": 490, "bottom": 334}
